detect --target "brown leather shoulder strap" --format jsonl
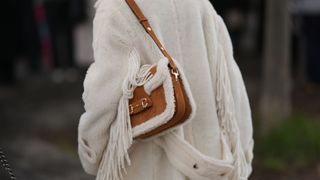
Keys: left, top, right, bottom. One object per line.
{"left": 125, "top": 0, "right": 177, "bottom": 70}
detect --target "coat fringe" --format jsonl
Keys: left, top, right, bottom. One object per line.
{"left": 215, "top": 47, "right": 250, "bottom": 179}
{"left": 96, "top": 49, "right": 151, "bottom": 180}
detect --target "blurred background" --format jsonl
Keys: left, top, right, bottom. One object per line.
{"left": 0, "top": 0, "right": 319, "bottom": 179}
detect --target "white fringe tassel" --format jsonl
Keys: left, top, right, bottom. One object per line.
{"left": 96, "top": 49, "right": 152, "bottom": 180}
{"left": 215, "top": 49, "right": 250, "bottom": 180}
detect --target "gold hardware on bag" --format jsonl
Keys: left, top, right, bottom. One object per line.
{"left": 141, "top": 98, "right": 148, "bottom": 108}
{"left": 129, "top": 96, "right": 153, "bottom": 116}
{"left": 129, "top": 104, "right": 134, "bottom": 114}
{"left": 171, "top": 69, "right": 180, "bottom": 81}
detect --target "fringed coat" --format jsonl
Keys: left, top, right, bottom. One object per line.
{"left": 78, "top": 0, "right": 254, "bottom": 179}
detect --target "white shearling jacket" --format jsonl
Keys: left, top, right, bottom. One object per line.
{"left": 78, "top": 0, "right": 254, "bottom": 180}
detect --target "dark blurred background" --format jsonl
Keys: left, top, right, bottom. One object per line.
{"left": 0, "top": 0, "right": 319, "bottom": 179}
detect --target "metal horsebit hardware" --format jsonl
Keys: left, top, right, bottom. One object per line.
{"left": 129, "top": 98, "right": 149, "bottom": 114}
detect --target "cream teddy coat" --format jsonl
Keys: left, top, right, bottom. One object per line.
{"left": 78, "top": 0, "right": 254, "bottom": 180}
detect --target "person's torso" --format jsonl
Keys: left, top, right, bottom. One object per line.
{"left": 95, "top": 0, "right": 226, "bottom": 179}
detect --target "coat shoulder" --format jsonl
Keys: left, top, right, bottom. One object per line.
{"left": 94, "top": 0, "right": 125, "bottom": 11}
{"left": 92, "top": 0, "right": 137, "bottom": 47}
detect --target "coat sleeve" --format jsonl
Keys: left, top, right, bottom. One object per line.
{"left": 215, "top": 15, "right": 254, "bottom": 176}
{"left": 77, "top": 8, "right": 133, "bottom": 175}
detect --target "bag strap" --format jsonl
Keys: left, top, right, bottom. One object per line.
{"left": 125, "top": 0, "right": 177, "bottom": 71}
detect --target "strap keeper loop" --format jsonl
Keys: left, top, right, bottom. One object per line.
{"left": 139, "top": 18, "right": 148, "bottom": 23}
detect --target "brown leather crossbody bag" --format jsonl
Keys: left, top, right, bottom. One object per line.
{"left": 125, "top": 0, "right": 196, "bottom": 139}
